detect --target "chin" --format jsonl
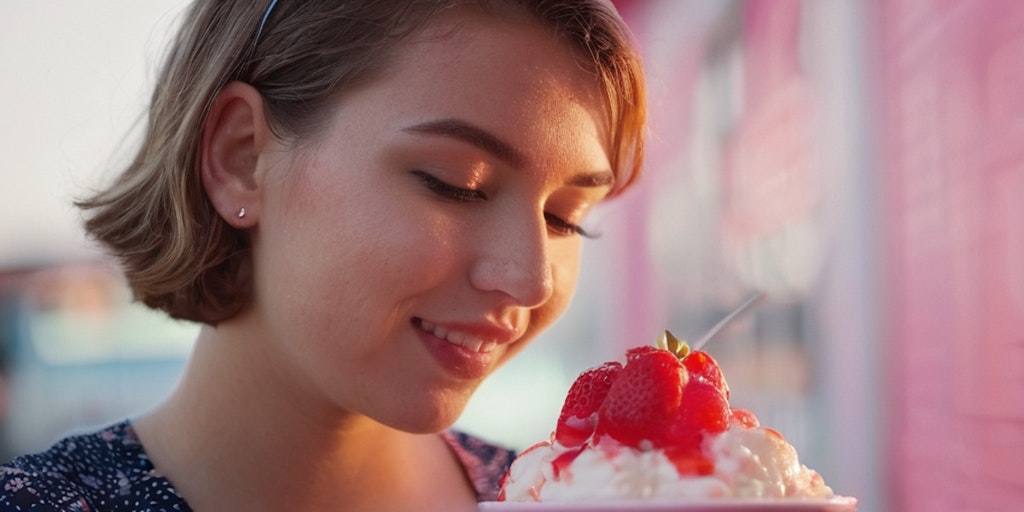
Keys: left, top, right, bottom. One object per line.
{"left": 388, "top": 410, "right": 463, "bottom": 435}
{"left": 379, "top": 390, "right": 472, "bottom": 434}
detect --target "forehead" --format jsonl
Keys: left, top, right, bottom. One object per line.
{"left": 408, "top": 9, "right": 598, "bottom": 95}
{"left": 360, "top": 7, "right": 612, "bottom": 171}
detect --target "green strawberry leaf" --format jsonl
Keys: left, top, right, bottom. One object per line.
{"left": 657, "top": 330, "right": 690, "bottom": 359}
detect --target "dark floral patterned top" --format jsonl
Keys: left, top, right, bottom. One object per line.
{"left": 0, "top": 420, "right": 516, "bottom": 511}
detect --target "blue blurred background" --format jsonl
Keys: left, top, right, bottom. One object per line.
{"left": 3, "top": 2, "right": 1023, "bottom": 511}
{"left": 1, "top": 0, "right": 196, "bottom": 457}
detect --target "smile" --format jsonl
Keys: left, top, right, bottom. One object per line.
{"left": 416, "top": 318, "right": 498, "bottom": 354}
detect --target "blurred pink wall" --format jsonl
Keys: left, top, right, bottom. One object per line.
{"left": 873, "top": 0, "right": 1024, "bottom": 510}
{"left": 618, "top": 0, "right": 1024, "bottom": 510}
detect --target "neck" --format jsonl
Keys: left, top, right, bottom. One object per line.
{"left": 133, "top": 322, "right": 476, "bottom": 511}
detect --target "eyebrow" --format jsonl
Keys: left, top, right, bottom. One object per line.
{"left": 403, "top": 118, "right": 615, "bottom": 189}
{"left": 404, "top": 118, "right": 525, "bottom": 168}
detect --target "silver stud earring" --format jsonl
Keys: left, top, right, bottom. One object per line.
{"left": 237, "top": 207, "right": 246, "bottom": 219}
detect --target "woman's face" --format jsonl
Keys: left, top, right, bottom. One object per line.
{"left": 248, "top": 10, "right": 614, "bottom": 432}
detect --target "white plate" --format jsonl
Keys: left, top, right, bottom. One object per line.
{"left": 479, "top": 497, "right": 858, "bottom": 512}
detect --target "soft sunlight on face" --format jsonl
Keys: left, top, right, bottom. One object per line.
{"left": 244, "top": 9, "right": 614, "bottom": 433}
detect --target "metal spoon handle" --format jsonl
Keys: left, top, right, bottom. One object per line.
{"left": 691, "top": 292, "right": 763, "bottom": 352}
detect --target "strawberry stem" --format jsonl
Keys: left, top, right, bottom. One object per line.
{"left": 657, "top": 330, "right": 690, "bottom": 359}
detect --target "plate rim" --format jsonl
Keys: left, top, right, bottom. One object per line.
{"left": 479, "top": 495, "right": 858, "bottom": 511}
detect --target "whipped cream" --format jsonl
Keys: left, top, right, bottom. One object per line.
{"left": 501, "top": 424, "right": 833, "bottom": 502}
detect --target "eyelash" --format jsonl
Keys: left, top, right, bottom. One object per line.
{"left": 412, "top": 171, "right": 596, "bottom": 238}
{"left": 414, "top": 170, "right": 487, "bottom": 202}
{"left": 544, "top": 212, "right": 595, "bottom": 238}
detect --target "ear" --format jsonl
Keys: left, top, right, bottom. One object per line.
{"left": 200, "top": 81, "right": 273, "bottom": 227}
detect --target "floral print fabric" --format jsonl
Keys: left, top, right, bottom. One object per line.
{"left": 0, "top": 420, "right": 516, "bottom": 511}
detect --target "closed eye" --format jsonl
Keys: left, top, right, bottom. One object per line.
{"left": 413, "top": 170, "right": 596, "bottom": 238}
{"left": 545, "top": 212, "right": 597, "bottom": 239}
{"left": 412, "top": 171, "right": 487, "bottom": 202}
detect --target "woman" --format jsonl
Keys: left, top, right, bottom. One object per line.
{"left": 0, "top": 0, "right": 646, "bottom": 510}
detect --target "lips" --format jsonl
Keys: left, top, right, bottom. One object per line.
{"left": 417, "top": 318, "right": 498, "bottom": 353}
{"left": 413, "top": 317, "right": 519, "bottom": 380}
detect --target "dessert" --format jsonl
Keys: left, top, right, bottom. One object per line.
{"left": 495, "top": 332, "right": 852, "bottom": 506}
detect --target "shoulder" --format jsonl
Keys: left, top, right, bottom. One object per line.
{"left": 0, "top": 420, "right": 189, "bottom": 511}
{"left": 442, "top": 430, "right": 518, "bottom": 502}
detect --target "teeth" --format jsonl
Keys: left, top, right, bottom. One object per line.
{"left": 419, "top": 319, "right": 497, "bottom": 354}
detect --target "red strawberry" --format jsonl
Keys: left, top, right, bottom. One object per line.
{"left": 555, "top": 361, "right": 622, "bottom": 447}
{"left": 625, "top": 345, "right": 660, "bottom": 362}
{"left": 551, "top": 445, "right": 587, "bottom": 481}
{"left": 665, "top": 444, "right": 716, "bottom": 476}
{"left": 655, "top": 379, "right": 729, "bottom": 474}
{"left": 672, "top": 379, "right": 730, "bottom": 439}
{"left": 682, "top": 350, "right": 729, "bottom": 398}
{"left": 596, "top": 348, "right": 688, "bottom": 449}
{"left": 731, "top": 408, "right": 760, "bottom": 428}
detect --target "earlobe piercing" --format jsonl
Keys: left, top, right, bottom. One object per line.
{"left": 237, "top": 207, "right": 246, "bottom": 219}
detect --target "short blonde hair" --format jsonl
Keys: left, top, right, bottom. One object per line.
{"left": 77, "top": 0, "right": 647, "bottom": 325}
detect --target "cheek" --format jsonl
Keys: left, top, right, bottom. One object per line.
{"left": 273, "top": 210, "right": 461, "bottom": 336}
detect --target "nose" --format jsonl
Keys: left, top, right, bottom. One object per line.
{"left": 469, "top": 214, "right": 554, "bottom": 308}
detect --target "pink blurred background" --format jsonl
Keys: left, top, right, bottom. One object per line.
{"left": 609, "top": 1, "right": 1024, "bottom": 511}
{"left": 1, "top": 1, "right": 1021, "bottom": 511}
